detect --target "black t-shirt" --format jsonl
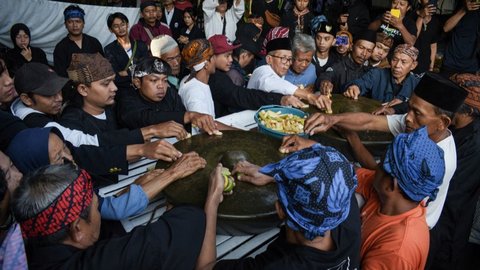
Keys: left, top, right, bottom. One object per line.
{"left": 115, "top": 85, "right": 187, "bottom": 129}
{"left": 413, "top": 15, "right": 442, "bottom": 74}
{"left": 53, "top": 34, "right": 104, "bottom": 77}
{"left": 378, "top": 13, "right": 417, "bottom": 50}
{"left": 443, "top": 9, "right": 480, "bottom": 73}
{"left": 214, "top": 195, "right": 361, "bottom": 270}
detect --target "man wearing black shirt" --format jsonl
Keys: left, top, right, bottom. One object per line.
{"left": 53, "top": 5, "right": 104, "bottom": 78}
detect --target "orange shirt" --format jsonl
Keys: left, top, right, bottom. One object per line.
{"left": 356, "top": 168, "right": 430, "bottom": 270}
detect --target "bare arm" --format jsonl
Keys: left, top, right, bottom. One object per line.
{"left": 430, "top": 43, "right": 437, "bottom": 71}
{"left": 196, "top": 164, "right": 225, "bottom": 270}
{"left": 394, "top": 20, "right": 417, "bottom": 46}
{"left": 140, "top": 152, "right": 207, "bottom": 200}
{"left": 340, "top": 128, "right": 378, "bottom": 170}
{"left": 304, "top": 112, "right": 389, "bottom": 135}
{"left": 443, "top": 7, "right": 467, "bottom": 32}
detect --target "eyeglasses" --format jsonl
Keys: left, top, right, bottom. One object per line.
{"left": 111, "top": 22, "right": 127, "bottom": 30}
{"left": 270, "top": 55, "right": 293, "bottom": 64}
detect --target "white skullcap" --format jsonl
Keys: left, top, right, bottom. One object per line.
{"left": 150, "top": 35, "right": 178, "bottom": 58}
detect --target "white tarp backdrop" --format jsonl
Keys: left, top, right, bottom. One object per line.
{"left": 0, "top": 0, "right": 141, "bottom": 63}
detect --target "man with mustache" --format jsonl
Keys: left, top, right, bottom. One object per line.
{"left": 343, "top": 44, "right": 420, "bottom": 114}
{"left": 291, "top": 72, "right": 468, "bottom": 229}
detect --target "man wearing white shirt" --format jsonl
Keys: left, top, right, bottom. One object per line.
{"left": 297, "top": 72, "right": 468, "bottom": 229}
{"left": 203, "top": 0, "right": 244, "bottom": 41}
{"left": 248, "top": 37, "right": 332, "bottom": 112}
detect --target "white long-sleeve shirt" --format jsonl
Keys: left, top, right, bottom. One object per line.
{"left": 202, "top": 0, "right": 244, "bottom": 41}
{"left": 247, "top": 65, "right": 298, "bottom": 96}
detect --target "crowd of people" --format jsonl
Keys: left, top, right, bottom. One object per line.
{"left": 0, "top": 0, "right": 479, "bottom": 269}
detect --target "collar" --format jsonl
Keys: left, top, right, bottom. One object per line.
{"left": 10, "top": 98, "right": 46, "bottom": 120}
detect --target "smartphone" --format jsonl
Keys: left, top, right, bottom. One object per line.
{"left": 335, "top": 36, "right": 349, "bottom": 46}
{"left": 428, "top": 0, "right": 437, "bottom": 6}
{"left": 390, "top": 8, "right": 401, "bottom": 18}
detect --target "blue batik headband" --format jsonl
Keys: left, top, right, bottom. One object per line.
{"left": 260, "top": 143, "right": 357, "bottom": 240}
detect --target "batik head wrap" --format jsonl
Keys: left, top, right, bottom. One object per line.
{"left": 383, "top": 126, "right": 445, "bottom": 202}
{"left": 393, "top": 44, "right": 419, "bottom": 61}
{"left": 132, "top": 57, "right": 171, "bottom": 78}
{"left": 260, "top": 143, "right": 357, "bottom": 240}
{"left": 181, "top": 39, "right": 214, "bottom": 70}
{"left": 67, "top": 53, "right": 115, "bottom": 84}
{"left": 19, "top": 169, "right": 93, "bottom": 238}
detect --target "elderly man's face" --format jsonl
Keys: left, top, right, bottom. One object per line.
{"left": 371, "top": 42, "right": 390, "bottom": 63}
{"left": 161, "top": 47, "right": 182, "bottom": 76}
{"left": 405, "top": 94, "right": 447, "bottom": 139}
{"left": 390, "top": 52, "right": 417, "bottom": 81}
{"left": 292, "top": 50, "right": 313, "bottom": 74}
{"left": 0, "top": 63, "right": 17, "bottom": 106}
{"left": 65, "top": 18, "right": 84, "bottom": 37}
{"left": 266, "top": 50, "right": 293, "bottom": 77}
{"left": 352, "top": 40, "right": 375, "bottom": 65}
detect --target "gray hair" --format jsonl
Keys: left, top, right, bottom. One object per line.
{"left": 292, "top": 33, "right": 315, "bottom": 54}
{"left": 12, "top": 164, "right": 90, "bottom": 244}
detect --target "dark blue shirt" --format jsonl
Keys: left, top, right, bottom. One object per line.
{"left": 343, "top": 68, "right": 420, "bottom": 103}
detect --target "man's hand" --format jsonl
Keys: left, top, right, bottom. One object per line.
{"left": 307, "top": 93, "right": 332, "bottom": 112}
{"left": 319, "top": 80, "right": 334, "bottom": 95}
{"left": 168, "top": 151, "right": 207, "bottom": 179}
{"left": 141, "top": 140, "right": 183, "bottom": 162}
{"left": 232, "top": 160, "right": 273, "bottom": 186}
{"left": 343, "top": 85, "right": 360, "bottom": 100}
{"left": 280, "top": 95, "right": 308, "bottom": 108}
{"left": 418, "top": 4, "right": 437, "bottom": 17}
{"left": 206, "top": 163, "right": 225, "bottom": 207}
{"left": 150, "top": 121, "right": 189, "bottom": 140}
{"left": 382, "top": 11, "right": 392, "bottom": 24}
{"left": 279, "top": 135, "right": 316, "bottom": 154}
{"left": 21, "top": 46, "right": 32, "bottom": 61}
{"left": 185, "top": 111, "right": 219, "bottom": 135}
{"left": 466, "top": 0, "right": 480, "bottom": 11}
{"left": 304, "top": 112, "right": 336, "bottom": 135}
{"left": 389, "top": 15, "right": 403, "bottom": 28}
